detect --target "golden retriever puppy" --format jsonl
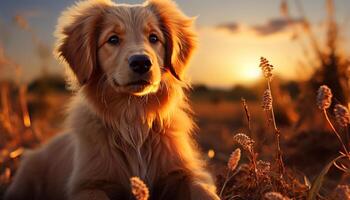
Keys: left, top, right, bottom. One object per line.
{"left": 5, "top": 0, "right": 220, "bottom": 199}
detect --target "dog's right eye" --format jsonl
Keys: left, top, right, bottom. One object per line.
{"left": 107, "top": 35, "right": 120, "bottom": 45}
{"left": 149, "top": 34, "right": 159, "bottom": 44}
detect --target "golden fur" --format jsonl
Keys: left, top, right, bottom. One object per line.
{"left": 5, "top": 0, "right": 219, "bottom": 199}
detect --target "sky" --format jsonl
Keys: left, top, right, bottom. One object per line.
{"left": 0, "top": 0, "right": 349, "bottom": 88}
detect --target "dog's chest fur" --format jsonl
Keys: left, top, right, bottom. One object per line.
{"left": 66, "top": 95, "right": 179, "bottom": 195}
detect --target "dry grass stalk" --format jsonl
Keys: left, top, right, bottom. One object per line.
{"left": 0, "top": 84, "right": 14, "bottom": 135}
{"left": 262, "top": 89, "right": 273, "bottom": 111}
{"left": 260, "top": 57, "right": 274, "bottom": 80}
{"left": 13, "top": 15, "right": 29, "bottom": 31}
{"left": 317, "top": 85, "right": 349, "bottom": 154}
{"left": 233, "top": 133, "right": 258, "bottom": 181}
{"left": 334, "top": 104, "right": 350, "bottom": 148}
{"left": 241, "top": 98, "right": 252, "bottom": 133}
{"left": 280, "top": 0, "right": 288, "bottom": 17}
{"left": 13, "top": 15, "right": 50, "bottom": 76}
{"left": 19, "top": 84, "right": 31, "bottom": 128}
{"left": 293, "top": 0, "right": 324, "bottom": 62}
{"left": 346, "top": 64, "right": 350, "bottom": 96}
{"left": 317, "top": 85, "right": 333, "bottom": 109}
{"left": 334, "top": 104, "right": 350, "bottom": 127}
{"left": 309, "top": 85, "right": 350, "bottom": 199}
{"left": 220, "top": 148, "right": 242, "bottom": 197}
{"left": 259, "top": 57, "right": 285, "bottom": 175}
{"left": 233, "top": 133, "right": 254, "bottom": 152}
{"left": 130, "top": 177, "right": 149, "bottom": 200}
{"left": 227, "top": 148, "right": 241, "bottom": 171}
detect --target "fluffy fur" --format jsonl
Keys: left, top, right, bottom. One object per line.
{"left": 5, "top": 0, "right": 219, "bottom": 199}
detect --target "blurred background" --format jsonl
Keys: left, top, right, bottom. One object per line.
{"left": 1, "top": 0, "right": 350, "bottom": 198}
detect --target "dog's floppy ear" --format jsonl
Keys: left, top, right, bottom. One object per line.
{"left": 55, "top": 0, "right": 112, "bottom": 85}
{"left": 147, "top": 0, "right": 197, "bottom": 81}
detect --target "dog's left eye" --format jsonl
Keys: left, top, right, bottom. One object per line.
{"left": 107, "top": 35, "right": 120, "bottom": 45}
{"left": 149, "top": 34, "right": 159, "bottom": 44}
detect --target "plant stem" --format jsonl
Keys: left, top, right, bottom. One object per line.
{"left": 219, "top": 171, "right": 230, "bottom": 198}
{"left": 219, "top": 166, "right": 243, "bottom": 198}
{"left": 323, "top": 109, "right": 349, "bottom": 155}
{"left": 241, "top": 98, "right": 252, "bottom": 134}
{"left": 267, "top": 81, "right": 278, "bottom": 131}
{"left": 249, "top": 148, "right": 259, "bottom": 182}
{"left": 267, "top": 81, "right": 285, "bottom": 175}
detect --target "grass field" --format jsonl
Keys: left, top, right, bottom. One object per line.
{"left": 0, "top": 73, "right": 349, "bottom": 199}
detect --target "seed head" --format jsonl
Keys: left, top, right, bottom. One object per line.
{"left": 227, "top": 148, "right": 241, "bottom": 171}
{"left": 334, "top": 104, "right": 350, "bottom": 127}
{"left": 264, "top": 192, "right": 290, "bottom": 200}
{"left": 262, "top": 89, "right": 273, "bottom": 111}
{"left": 130, "top": 177, "right": 149, "bottom": 200}
{"left": 333, "top": 185, "right": 350, "bottom": 200}
{"left": 233, "top": 133, "right": 255, "bottom": 152}
{"left": 260, "top": 57, "right": 274, "bottom": 79}
{"left": 317, "top": 85, "right": 332, "bottom": 109}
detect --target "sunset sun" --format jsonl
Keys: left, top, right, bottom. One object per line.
{"left": 233, "top": 58, "right": 262, "bottom": 84}
{"left": 242, "top": 65, "right": 261, "bottom": 82}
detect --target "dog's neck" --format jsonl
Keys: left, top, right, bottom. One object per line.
{"left": 98, "top": 95, "right": 161, "bottom": 149}
{"left": 68, "top": 79, "right": 186, "bottom": 149}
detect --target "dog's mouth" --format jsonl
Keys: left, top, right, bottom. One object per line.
{"left": 111, "top": 77, "right": 160, "bottom": 96}
{"left": 118, "top": 79, "right": 159, "bottom": 96}
{"left": 126, "top": 80, "right": 151, "bottom": 86}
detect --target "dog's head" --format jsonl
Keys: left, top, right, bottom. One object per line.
{"left": 55, "top": 0, "right": 196, "bottom": 97}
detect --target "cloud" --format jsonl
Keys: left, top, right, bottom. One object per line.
{"left": 251, "top": 18, "right": 303, "bottom": 36}
{"left": 214, "top": 17, "right": 303, "bottom": 37}
{"left": 216, "top": 22, "right": 240, "bottom": 33}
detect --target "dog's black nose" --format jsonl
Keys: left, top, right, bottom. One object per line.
{"left": 128, "top": 55, "right": 152, "bottom": 75}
